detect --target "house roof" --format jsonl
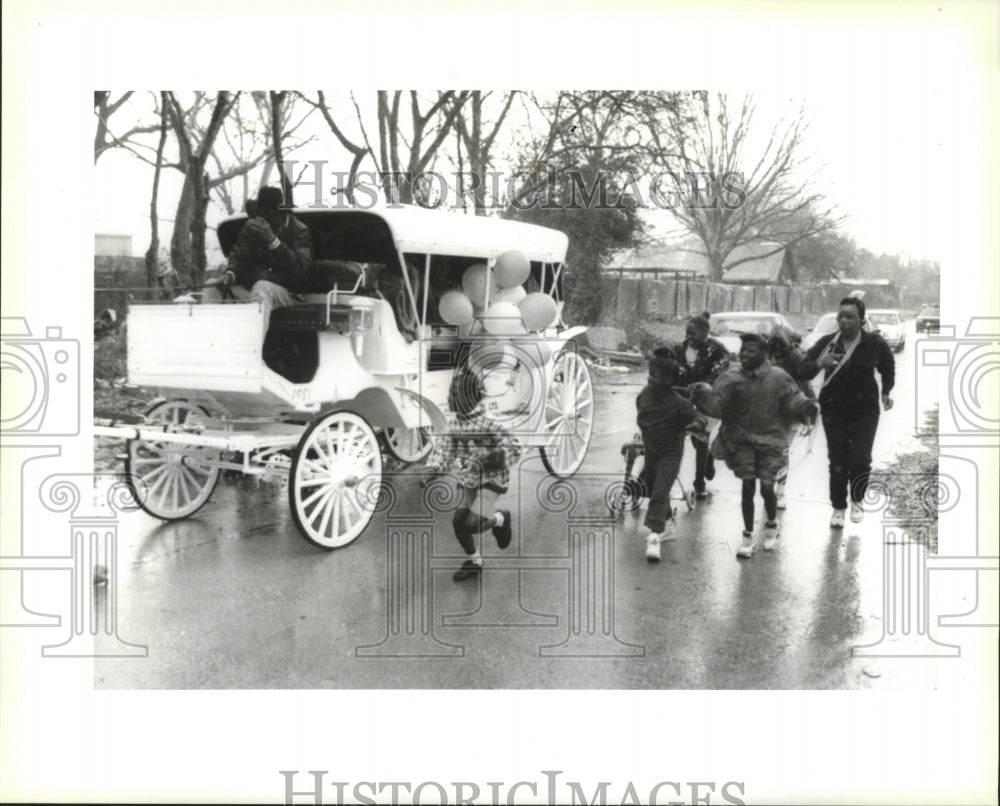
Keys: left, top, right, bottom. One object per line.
{"left": 610, "top": 239, "right": 789, "bottom": 283}
{"left": 720, "top": 242, "right": 787, "bottom": 283}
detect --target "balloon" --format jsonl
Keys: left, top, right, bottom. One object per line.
{"left": 461, "top": 263, "right": 491, "bottom": 307}
{"left": 438, "top": 290, "right": 474, "bottom": 326}
{"left": 494, "top": 250, "right": 531, "bottom": 289}
{"left": 518, "top": 292, "right": 559, "bottom": 331}
{"left": 482, "top": 301, "right": 525, "bottom": 335}
{"left": 493, "top": 285, "right": 526, "bottom": 306}
{"left": 458, "top": 304, "right": 484, "bottom": 338}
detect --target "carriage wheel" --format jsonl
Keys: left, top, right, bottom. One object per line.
{"left": 289, "top": 410, "right": 383, "bottom": 550}
{"left": 381, "top": 426, "right": 433, "bottom": 464}
{"left": 539, "top": 350, "right": 594, "bottom": 478}
{"left": 125, "top": 399, "right": 220, "bottom": 520}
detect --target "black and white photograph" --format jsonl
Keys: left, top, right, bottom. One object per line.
{"left": 2, "top": 2, "right": 998, "bottom": 804}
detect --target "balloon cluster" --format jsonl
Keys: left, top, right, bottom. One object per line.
{"left": 437, "top": 250, "right": 559, "bottom": 335}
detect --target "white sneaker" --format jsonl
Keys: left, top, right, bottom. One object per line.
{"left": 736, "top": 530, "right": 756, "bottom": 558}
{"left": 830, "top": 508, "right": 846, "bottom": 528}
{"left": 762, "top": 521, "right": 780, "bottom": 551}
{"left": 660, "top": 519, "right": 678, "bottom": 542}
{"left": 645, "top": 533, "right": 661, "bottom": 563}
{"left": 850, "top": 501, "right": 865, "bottom": 523}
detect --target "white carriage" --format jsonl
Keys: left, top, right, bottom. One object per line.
{"left": 95, "top": 205, "right": 594, "bottom": 549}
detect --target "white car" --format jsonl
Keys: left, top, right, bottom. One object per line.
{"left": 709, "top": 311, "right": 799, "bottom": 359}
{"left": 868, "top": 309, "right": 906, "bottom": 352}
{"left": 801, "top": 311, "right": 877, "bottom": 353}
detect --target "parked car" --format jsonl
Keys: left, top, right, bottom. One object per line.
{"left": 915, "top": 303, "right": 940, "bottom": 332}
{"left": 868, "top": 308, "right": 906, "bottom": 352}
{"left": 709, "top": 311, "right": 800, "bottom": 359}
{"left": 801, "top": 310, "right": 876, "bottom": 353}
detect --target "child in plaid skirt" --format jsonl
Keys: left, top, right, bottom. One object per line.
{"left": 421, "top": 370, "right": 523, "bottom": 581}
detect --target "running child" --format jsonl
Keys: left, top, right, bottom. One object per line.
{"left": 690, "top": 333, "right": 819, "bottom": 557}
{"left": 636, "top": 355, "right": 707, "bottom": 562}
{"left": 420, "top": 370, "right": 523, "bottom": 581}
{"left": 767, "top": 329, "right": 817, "bottom": 509}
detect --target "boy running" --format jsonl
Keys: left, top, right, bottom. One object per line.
{"left": 421, "top": 370, "right": 523, "bottom": 581}
{"left": 690, "top": 333, "right": 819, "bottom": 558}
{"left": 636, "top": 355, "right": 707, "bottom": 562}
{"left": 767, "top": 330, "right": 816, "bottom": 509}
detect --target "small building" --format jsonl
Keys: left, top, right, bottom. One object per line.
{"left": 95, "top": 233, "right": 133, "bottom": 257}
{"left": 605, "top": 239, "right": 795, "bottom": 285}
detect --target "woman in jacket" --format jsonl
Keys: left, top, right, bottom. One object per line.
{"left": 801, "top": 297, "right": 895, "bottom": 528}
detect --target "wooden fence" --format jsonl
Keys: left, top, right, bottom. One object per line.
{"left": 603, "top": 277, "right": 900, "bottom": 320}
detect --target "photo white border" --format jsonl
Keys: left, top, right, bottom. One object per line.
{"left": 2, "top": 1, "right": 998, "bottom": 803}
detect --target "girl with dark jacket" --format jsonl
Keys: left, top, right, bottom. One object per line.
{"left": 675, "top": 313, "right": 730, "bottom": 499}
{"left": 801, "top": 297, "right": 895, "bottom": 528}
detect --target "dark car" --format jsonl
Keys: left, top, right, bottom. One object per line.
{"left": 915, "top": 303, "right": 940, "bottom": 332}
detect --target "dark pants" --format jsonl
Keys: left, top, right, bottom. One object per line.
{"left": 692, "top": 433, "right": 713, "bottom": 491}
{"left": 451, "top": 485, "right": 500, "bottom": 555}
{"left": 641, "top": 452, "right": 682, "bottom": 533}
{"left": 821, "top": 409, "right": 880, "bottom": 510}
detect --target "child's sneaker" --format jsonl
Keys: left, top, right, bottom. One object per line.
{"left": 453, "top": 559, "right": 482, "bottom": 581}
{"left": 491, "top": 509, "right": 512, "bottom": 549}
{"left": 830, "top": 508, "right": 846, "bottom": 528}
{"left": 762, "top": 521, "right": 780, "bottom": 551}
{"left": 850, "top": 501, "right": 865, "bottom": 523}
{"left": 645, "top": 533, "right": 662, "bottom": 563}
{"left": 736, "top": 530, "right": 756, "bottom": 558}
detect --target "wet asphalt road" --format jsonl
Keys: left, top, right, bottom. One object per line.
{"left": 94, "top": 322, "right": 989, "bottom": 689}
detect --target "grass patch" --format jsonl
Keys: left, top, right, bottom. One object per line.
{"left": 870, "top": 408, "right": 939, "bottom": 553}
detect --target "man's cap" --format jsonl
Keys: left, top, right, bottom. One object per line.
{"left": 256, "top": 186, "right": 287, "bottom": 215}
{"left": 739, "top": 332, "right": 768, "bottom": 348}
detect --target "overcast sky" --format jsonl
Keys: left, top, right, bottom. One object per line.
{"left": 94, "top": 85, "right": 951, "bottom": 264}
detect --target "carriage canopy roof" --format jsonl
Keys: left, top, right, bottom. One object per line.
{"left": 218, "top": 204, "right": 569, "bottom": 265}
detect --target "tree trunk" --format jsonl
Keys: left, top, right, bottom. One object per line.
{"left": 170, "top": 177, "right": 196, "bottom": 285}
{"left": 709, "top": 249, "right": 725, "bottom": 283}
{"left": 145, "top": 93, "right": 169, "bottom": 289}
{"left": 270, "top": 91, "right": 292, "bottom": 205}
{"left": 190, "top": 172, "right": 211, "bottom": 286}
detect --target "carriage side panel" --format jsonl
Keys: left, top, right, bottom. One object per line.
{"left": 128, "top": 304, "right": 263, "bottom": 393}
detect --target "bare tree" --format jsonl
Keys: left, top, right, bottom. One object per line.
{"left": 656, "top": 92, "right": 843, "bottom": 282}
{"left": 304, "top": 90, "right": 470, "bottom": 205}
{"left": 453, "top": 91, "right": 518, "bottom": 215}
{"left": 93, "top": 91, "right": 159, "bottom": 164}
{"left": 144, "top": 92, "right": 170, "bottom": 294}
{"left": 210, "top": 91, "right": 315, "bottom": 215}
{"left": 506, "top": 91, "right": 682, "bottom": 322}
{"left": 165, "top": 91, "right": 238, "bottom": 286}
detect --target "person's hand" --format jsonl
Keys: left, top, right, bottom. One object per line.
{"left": 804, "top": 400, "right": 820, "bottom": 421}
{"left": 245, "top": 217, "right": 278, "bottom": 248}
{"left": 881, "top": 394, "right": 894, "bottom": 411}
{"left": 217, "top": 270, "right": 236, "bottom": 287}
{"left": 688, "top": 382, "right": 711, "bottom": 397}
{"left": 819, "top": 352, "right": 841, "bottom": 369}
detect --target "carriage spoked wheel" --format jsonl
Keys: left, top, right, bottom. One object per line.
{"left": 125, "top": 399, "right": 221, "bottom": 520}
{"left": 381, "top": 426, "right": 433, "bottom": 464}
{"left": 289, "top": 411, "right": 383, "bottom": 550}
{"left": 539, "top": 350, "right": 594, "bottom": 478}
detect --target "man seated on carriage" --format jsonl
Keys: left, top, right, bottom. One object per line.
{"left": 204, "top": 186, "right": 313, "bottom": 339}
